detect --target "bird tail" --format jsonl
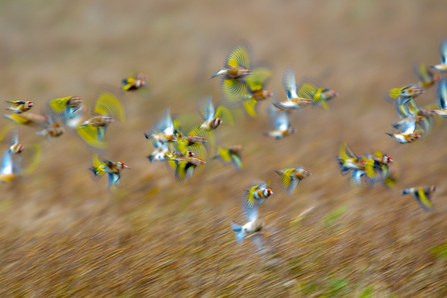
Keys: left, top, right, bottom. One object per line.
{"left": 144, "top": 133, "right": 152, "bottom": 140}
{"left": 231, "top": 222, "right": 245, "bottom": 244}
{"left": 401, "top": 189, "right": 410, "bottom": 195}
{"left": 147, "top": 155, "right": 155, "bottom": 163}
{"left": 385, "top": 133, "right": 393, "bottom": 137}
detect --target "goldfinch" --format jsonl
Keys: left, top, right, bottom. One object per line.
{"left": 264, "top": 106, "right": 296, "bottom": 139}
{"left": 4, "top": 113, "right": 64, "bottom": 138}
{"left": 297, "top": 78, "right": 338, "bottom": 110}
{"left": 211, "top": 40, "right": 251, "bottom": 80}
{"left": 199, "top": 96, "right": 233, "bottom": 131}
{"left": 5, "top": 100, "right": 33, "bottom": 114}
{"left": 337, "top": 142, "right": 367, "bottom": 175}
{"left": 90, "top": 154, "right": 130, "bottom": 189}
{"left": 402, "top": 185, "right": 437, "bottom": 212}
{"left": 231, "top": 202, "right": 265, "bottom": 249}
{"left": 145, "top": 108, "right": 177, "bottom": 144}
{"left": 275, "top": 167, "right": 311, "bottom": 195}
{"left": 122, "top": 73, "right": 147, "bottom": 91}
{"left": 273, "top": 69, "right": 313, "bottom": 111}
{"left": 431, "top": 40, "right": 447, "bottom": 72}
{"left": 245, "top": 181, "right": 273, "bottom": 210}
{"left": 213, "top": 145, "right": 244, "bottom": 171}
{"left": 49, "top": 96, "right": 86, "bottom": 128}
{"left": 434, "top": 78, "right": 447, "bottom": 117}
{"left": 76, "top": 90, "right": 126, "bottom": 150}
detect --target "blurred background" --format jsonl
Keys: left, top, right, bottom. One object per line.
{"left": 1, "top": 0, "right": 447, "bottom": 296}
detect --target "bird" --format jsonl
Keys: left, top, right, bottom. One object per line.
{"left": 122, "top": 73, "right": 147, "bottom": 91}
{"left": 76, "top": 90, "right": 126, "bottom": 150}
{"left": 199, "top": 96, "right": 233, "bottom": 131}
{"left": 145, "top": 108, "right": 178, "bottom": 144}
{"left": 297, "top": 78, "right": 338, "bottom": 110}
{"left": 90, "top": 154, "right": 130, "bottom": 189}
{"left": 213, "top": 145, "right": 244, "bottom": 171}
{"left": 236, "top": 66, "right": 273, "bottom": 117}
{"left": 231, "top": 202, "right": 265, "bottom": 249}
{"left": 147, "top": 139, "right": 173, "bottom": 163}
{"left": 264, "top": 106, "right": 296, "bottom": 139}
{"left": 4, "top": 113, "right": 65, "bottom": 138}
{"left": 275, "top": 167, "right": 311, "bottom": 195}
{"left": 273, "top": 69, "right": 313, "bottom": 111}
{"left": 211, "top": 40, "right": 252, "bottom": 80}
{"left": 245, "top": 181, "right": 273, "bottom": 210}
{"left": 170, "top": 150, "right": 206, "bottom": 181}
{"left": 49, "top": 96, "right": 86, "bottom": 128}
{"left": 5, "top": 100, "right": 34, "bottom": 114}
{"left": 363, "top": 151, "right": 394, "bottom": 186}
{"left": 434, "top": 78, "right": 447, "bottom": 118}
{"left": 413, "top": 62, "right": 440, "bottom": 88}
{"left": 402, "top": 185, "right": 437, "bottom": 212}
{"left": 386, "top": 85, "right": 425, "bottom": 106}
{"left": 0, "top": 150, "right": 19, "bottom": 183}
{"left": 337, "top": 142, "right": 367, "bottom": 175}
{"left": 387, "top": 112, "right": 423, "bottom": 144}
{"left": 431, "top": 39, "right": 447, "bottom": 72}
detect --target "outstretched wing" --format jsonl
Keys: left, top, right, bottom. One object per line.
{"left": 215, "top": 106, "right": 234, "bottom": 126}
{"left": 282, "top": 68, "right": 298, "bottom": 100}
{"left": 440, "top": 39, "right": 447, "bottom": 64}
{"left": 437, "top": 78, "right": 447, "bottom": 110}
{"left": 94, "top": 91, "right": 126, "bottom": 122}
{"left": 224, "top": 40, "right": 251, "bottom": 69}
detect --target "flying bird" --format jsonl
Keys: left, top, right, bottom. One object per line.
{"left": 5, "top": 100, "right": 33, "bottom": 114}
{"left": 275, "top": 167, "right": 311, "bottom": 195}
{"left": 273, "top": 69, "right": 313, "bottom": 111}
{"left": 402, "top": 185, "right": 437, "bottom": 212}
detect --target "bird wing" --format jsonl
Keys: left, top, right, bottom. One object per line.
{"left": 221, "top": 78, "right": 247, "bottom": 104}
{"left": 224, "top": 40, "right": 251, "bottom": 69}
{"left": 268, "top": 106, "right": 289, "bottom": 131}
{"left": 217, "top": 147, "right": 231, "bottom": 163}
{"left": 20, "top": 144, "right": 42, "bottom": 176}
{"left": 440, "top": 39, "right": 447, "bottom": 64}
{"left": 49, "top": 96, "right": 73, "bottom": 114}
{"left": 415, "top": 188, "right": 433, "bottom": 212}
{"left": 0, "top": 150, "right": 14, "bottom": 175}
{"left": 215, "top": 106, "right": 234, "bottom": 126}
{"left": 245, "top": 67, "right": 271, "bottom": 92}
{"left": 156, "top": 108, "right": 174, "bottom": 135}
{"left": 94, "top": 90, "right": 126, "bottom": 122}
{"left": 437, "top": 78, "right": 447, "bottom": 110}
{"left": 282, "top": 68, "right": 298, "bottom": 100}
{"left": 76, "top": 124, "right": 108, "bottom": 150}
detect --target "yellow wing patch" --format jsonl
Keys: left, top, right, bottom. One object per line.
{"left": 389, "top": 87, "right": 406, "bottom": 99}
{"left": 94, "top": 91, "right": 126, "bottom": 122}
{"left": 246, "top": 67, "right": 272, "bottom": 92}
{"left": 227, "top": 43, "right": 250, "bottom": 69}
{"left": 21, "top": 144, "right": 42, "bottom": 176}
{"left": 215, "top": 106, "right": 234, "bottom": 126}
{"left": 50, "top": 96, "right": 73, "bottom": 114}
{"left": 4, "top": 114, "right": 31, "bottom": 125}
{"left": 218, "top": 147, "right": 231, "bottom": 163}
{"left": 76, "top": 125, "right": 108, "bottom": 150}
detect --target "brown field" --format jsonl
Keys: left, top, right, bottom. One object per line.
{"left": 1, "top": 1, "right": 447, "bottom": 297}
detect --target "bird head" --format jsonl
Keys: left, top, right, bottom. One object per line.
{"left": 264, "top": 188, "right": 273, "bottom": 197}
{"left": 117, "top": 162, "right": 130, "bottom": 170}
{"left": 25, "top": 101, "right": 34, "bottom": 108}
{"left": 383, "top": 155, "right": 393, "bottom": 164}
{"left": 214, "top": 118, "right": 223, "bottom": 126}
{"left": 430, "top": 185, "right": 437, "bottom": 192}
{"left": 68, "top": 96, "right": 83, "bottom": 106}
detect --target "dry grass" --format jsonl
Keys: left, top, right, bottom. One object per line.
{"left": 1, "top": 1, "right": 447, "bottom": 297}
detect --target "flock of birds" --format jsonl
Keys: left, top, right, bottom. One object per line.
{"left": 1, "top": 39, "right": 447, "bottom": 247}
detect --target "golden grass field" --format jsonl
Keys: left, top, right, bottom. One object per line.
{"left": 1, "top": 1, "right": 447, "bottom": 297}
